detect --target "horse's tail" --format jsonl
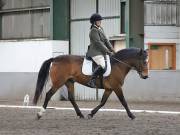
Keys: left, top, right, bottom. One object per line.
{"left": 33, "top": 58, "right": 54, "bottom": 105}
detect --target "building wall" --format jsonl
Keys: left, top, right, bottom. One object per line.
{"left": 2, "top": 10, "right": 50, "bottom": 39}
{"left": 144, "top": 0, "right": 176, "bottom": 25}
{"left": 0, "top": 0, "right": 71, "bottom": 101}
{"left": 74, "top": 70, "right": 180, "bottom": 103}
{"left": 177, "top": 27, "right": 180, "bottom": 69}
{"left": 1, "top": 0, "right": 50, "bottom": 9}
{"left": 71, "top": 0, "right": 96, "bottom": 19}
{"left": 0, "top": 40, "right": 69, "bottom": 101}
{"left": 109, "top": 70, "right": 180, "bottom": 103}
{"left": 0, "top": 0, "right": 50, "bottom": 39}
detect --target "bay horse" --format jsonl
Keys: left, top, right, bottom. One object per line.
{"left": 33, "top": 48, "right": 148, "bottom": 120}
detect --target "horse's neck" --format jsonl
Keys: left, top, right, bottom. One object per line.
{"left": 120, "top": 64, "right": 131, "bottom": 77}
{"left": 113, "top": 61, "right": 131, "bottom": 84}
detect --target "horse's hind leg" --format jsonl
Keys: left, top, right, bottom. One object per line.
{"left": 65, "top": 80, "right": 84, "bottom": 119}
{"left": 37, "top": 87, "right": 57, "bottom": 119}
{"left": 114, "top": 87, "right": 135, "bottom": 120}
{"left": 87, "top": 89, "right": 112, "bottom": 119}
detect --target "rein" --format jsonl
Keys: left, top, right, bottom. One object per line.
{"left": 111, "top": 55, "right": 146, "bottom": 76}
{"left": 111, "top": 56, "right": 134, "bottom": 69}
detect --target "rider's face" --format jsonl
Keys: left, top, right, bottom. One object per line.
{"left": 95, "top": 20, "right": 101, "bottom": 27}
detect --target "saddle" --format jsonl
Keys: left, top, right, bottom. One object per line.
{"left": 82, "top": 55, "right": 111, "bottom": 77}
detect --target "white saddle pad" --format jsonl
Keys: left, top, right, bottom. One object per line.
{"left": 82, "top": 55, "right": 111, "bottom": 77}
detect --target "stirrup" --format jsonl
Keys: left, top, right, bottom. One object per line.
{"left": 87, "top": 79, "right": 96, "bottom": 88}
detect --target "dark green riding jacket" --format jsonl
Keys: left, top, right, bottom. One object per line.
{"left": 86, "top": 25, "right": 114, "bottom": 57}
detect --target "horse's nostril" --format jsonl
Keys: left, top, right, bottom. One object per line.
{"left": 143, "top": 76, "right": 148, "bottom": 79}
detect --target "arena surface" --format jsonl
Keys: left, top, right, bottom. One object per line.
{"left": 0, "top": 101, "right": 180, "bottom": 135}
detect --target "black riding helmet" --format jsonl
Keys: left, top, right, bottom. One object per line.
{"left": 90, "top": 13, "right": 103, "bottom": 24}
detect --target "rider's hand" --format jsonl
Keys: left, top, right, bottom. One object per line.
{"left": 112, "top": 49, "right": 116, "bottom": 54}
{"left": 108, "top": 51, "right": 114, "bottom": 56}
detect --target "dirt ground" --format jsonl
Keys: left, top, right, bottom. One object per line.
{"left": 0, "top": 101, "right": 180, "bottom": 135}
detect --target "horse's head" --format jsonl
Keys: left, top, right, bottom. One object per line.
{"left": 112, "top": 48, "right": 149, "bottom": 79}
{"left": 133, "top": 49, "right": 149, "bottom": 79}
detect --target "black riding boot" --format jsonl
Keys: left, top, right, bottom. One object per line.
{"left": 87, "top": 65, "right": 103, "bottom": 88}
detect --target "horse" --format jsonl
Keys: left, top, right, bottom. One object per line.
{"left": 33, "top": 48, "right": 149, "bottom": 120}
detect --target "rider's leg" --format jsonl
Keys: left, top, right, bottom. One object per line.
{"left": 87, "top": 55, "right": 105, "bottom": 87}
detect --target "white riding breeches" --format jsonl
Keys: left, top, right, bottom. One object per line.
{"left": 92, "top": 55, "right": 105, "bottom": 69}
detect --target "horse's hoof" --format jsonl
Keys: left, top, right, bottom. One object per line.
{"left": 36, "top": 113, "right": 42, "bottom": 120}
{"left": 87, "top": 114, "right": 93, "bottom": 119}
{"left": 79, "top": 115, "right": 85, "bottom": 119}
{"left": 130, "top": 114, "right": 136, "bottom": 120}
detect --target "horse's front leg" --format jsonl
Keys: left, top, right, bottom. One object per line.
{"left": 66, "top": 81, "right": 84, "bottom": 119}
{"left": 87, "top": 89, "right": 112, "bottom": 119}
{"left": 114, "top": 87, "right": 135, "bottom": 120}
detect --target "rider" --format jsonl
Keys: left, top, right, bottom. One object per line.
{"left": 86, "top": 13, "right": 115, "bottom": 87}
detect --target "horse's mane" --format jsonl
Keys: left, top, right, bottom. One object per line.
{"left": 111, "top": 48, "right": 141, "bottom": 64}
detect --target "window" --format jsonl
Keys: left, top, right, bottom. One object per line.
{"left": 148, "top": 43, "right": 176, "bottom": 70}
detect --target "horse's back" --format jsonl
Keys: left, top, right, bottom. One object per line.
{"left": 51, "top": 55, "right": 84, "bottom": 76}
{"left": 53, "top": 55, "right": 84, "bottom": 64}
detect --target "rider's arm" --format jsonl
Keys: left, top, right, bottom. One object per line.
{"left": 105, "top": 39, "right": 115, "bottom": 53}
{"left": 100, "top": 28, "right": 115, "bottom": 53}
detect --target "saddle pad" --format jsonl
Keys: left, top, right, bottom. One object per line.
{"left": 82, "top": 55, "right": 111, "bottom": 77}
